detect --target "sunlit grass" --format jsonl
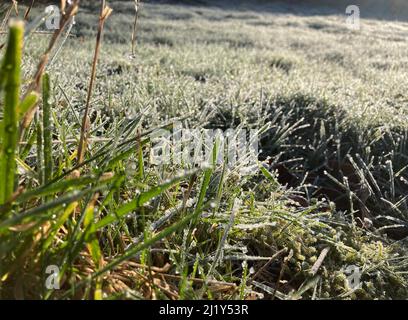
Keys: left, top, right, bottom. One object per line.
{"left": 0, "top": 0, "right": 408, "bottom": 300}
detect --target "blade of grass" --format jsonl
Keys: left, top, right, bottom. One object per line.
{"left": 65, "top": 206, "right": 206, "bottom": 297}
{"left": 42, "top": 73, "right": 53, "bottom": 184}
{"left": 17, "top": 91, "right": 39, "bottom": 120}
{"left": 0, "top": 20, "right": 23, "bottom": 206}
{"left": 95, "top": 173, "right": 193, "bottom": 230}
{"left": 77, "top": 1, "right": 112, "bottom": 164}
{"left": 35, "top": 109, "right": 43, "bottom": 185}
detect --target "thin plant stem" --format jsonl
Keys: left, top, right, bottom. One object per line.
{"left": 77, "top": 0, "right": 112, "bottom": 164}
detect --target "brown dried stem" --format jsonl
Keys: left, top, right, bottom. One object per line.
{"left": 19, "top": 0, "right": 80, "bottom": 138}
{"left": 77, "top": 0, "right": 112, "bottom": 165}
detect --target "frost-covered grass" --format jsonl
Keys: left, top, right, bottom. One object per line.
{"left": 1, "top": 0, "right": 408, "bottom": 300}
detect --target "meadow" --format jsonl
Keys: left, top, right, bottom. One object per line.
{"left": 1, "top": 0, "right": 408, "bottom": 299}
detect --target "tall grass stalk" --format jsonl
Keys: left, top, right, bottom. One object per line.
{"left": 35, "top": 110, "right": 43, "bottom": 185}
{"left": 77, "top": 0, "right": 112, "bottom": 164}
{"left": 42, "top": 73, "right": 52, "bottom": 183}
{"left": 0, "top": 20, "right": 23, "bottom": 205}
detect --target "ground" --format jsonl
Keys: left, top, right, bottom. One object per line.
{"left": 1, "top": 0, "right": 408, "bottom": 299}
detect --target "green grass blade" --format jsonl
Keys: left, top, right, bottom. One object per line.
{"left": 0, "top": 185, "right": 107, "bottom": 234}
{"left": 13, "top": 175, "right": 113, "bottom": 204}
{"left": 95, "top": 174, "right": 191, "bottom": 230}
{"left": 42, "top": 73, "right": 52, "bottom": 183}
{"left": 36, "top": 110, "right": 43, "bottom": 185}
{"left": 92, "top": 207, "right": 203, "bottom": 282}
{"left": 0, "top": 20, "right": 24, "bottom": 205}
{"left": 17, "top": 91, "right": 39, "bottom": 120}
